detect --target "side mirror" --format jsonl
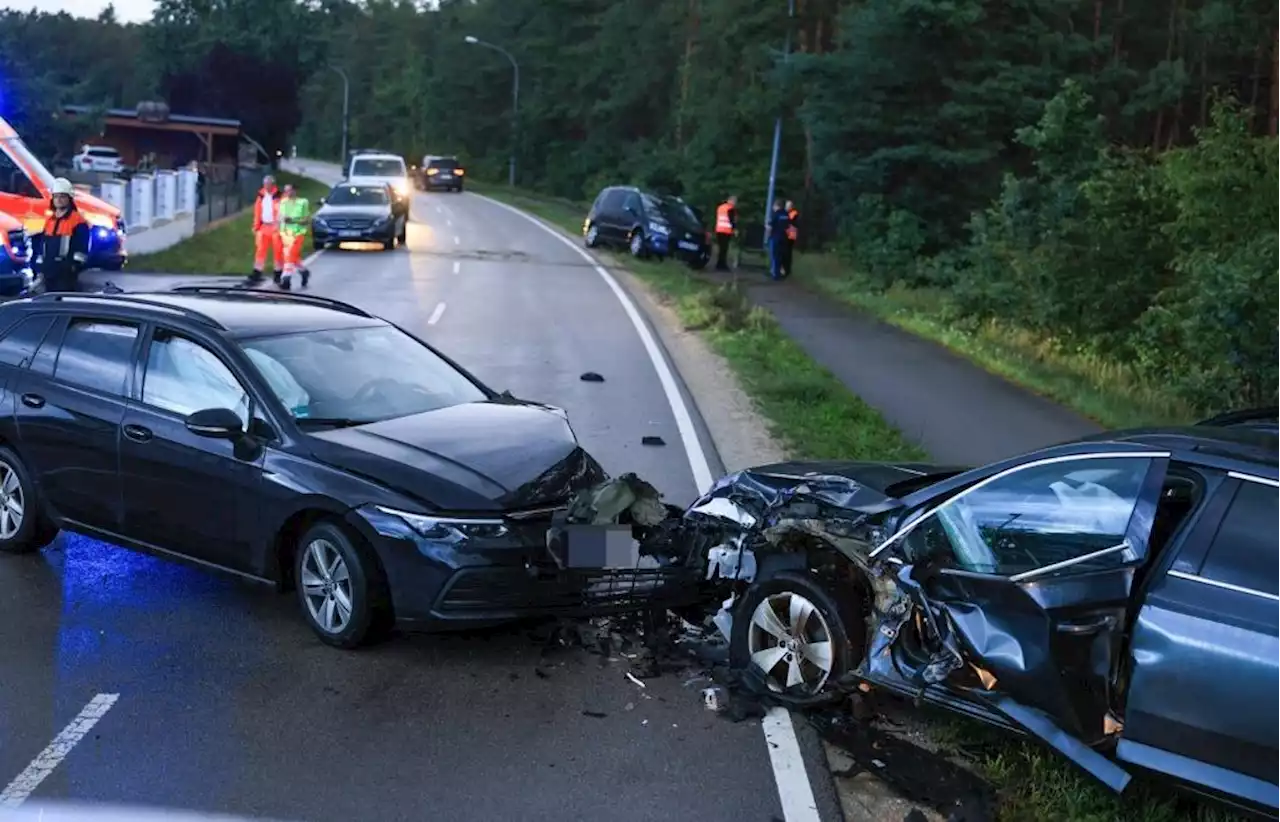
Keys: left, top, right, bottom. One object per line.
{"left": 185, "top": 407, "right": 244, "bottom": 439}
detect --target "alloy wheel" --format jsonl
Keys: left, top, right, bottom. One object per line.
{"left": 630, "top": 232, "right": 643, "bottom": 256}
{"left": 300, "top": 538, "right": 354, "bottom": 634}
{"left": 746, "top": 591, "right": 834, "bottom": 696}
{"left": 586, "top": 225, "right": 599, "bottom": 246}
{"left": 0, "top": 462, "right": 25, "bottom": 541}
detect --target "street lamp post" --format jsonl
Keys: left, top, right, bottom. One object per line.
{"left": 762, "top": 0, "right": 796, "bottom": 246}
{"left": 329, "top": 65, "right": 350, "bottom": 168}
{"left": 464, "top": 35, "right": 520, "bottom": 188}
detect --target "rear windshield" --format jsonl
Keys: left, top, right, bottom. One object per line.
{"left": 326, "top": 185, "right": 389, "bottom": 206}
{"left": 87, "top": 148, "right": 120, "bottom": 158}
{"left": 427, "top": 158, "right": 459, "bottom": 170}
{"left": 351, "top": 158, "right": 405, "bottom": 177}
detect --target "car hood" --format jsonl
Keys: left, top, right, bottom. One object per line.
{"left": 316, "top": 204, "right": 391, "bottom": 219}
{"left": 305, "top": 401, "right": 607, "bottom": 512}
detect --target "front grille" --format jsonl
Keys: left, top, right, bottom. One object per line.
{"left": 435, "top": 564, "right": 700, "bottom": 616}
{"left": 325, "top": 217, "right": 375, "bottom": 230}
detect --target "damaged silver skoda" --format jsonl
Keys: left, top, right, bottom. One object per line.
{"left": 598, "top": 413, "right": 1277, "bottom": 815}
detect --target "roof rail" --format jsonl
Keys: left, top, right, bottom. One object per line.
{"left": 30, "top": 292, "right": 225, "bottom": 329}
{"left": 167, "top": 286, "right": 373, "bottom": 319}
{"left": 1195, "top": 407, "right": 1278, "bottom": 430}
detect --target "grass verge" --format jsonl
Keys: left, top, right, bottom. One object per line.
{"left": 129, "top": 172, "right": 329, "bottom": 274}
{"left": 797, "top": 255, "right": 1199, "bottom": 430}
{"left": 472, "top": 179, "right": 1244, "bottom": 822}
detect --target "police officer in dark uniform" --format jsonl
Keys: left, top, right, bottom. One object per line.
{"left": 33, "top": 177, "right": 91, "bottom": 293}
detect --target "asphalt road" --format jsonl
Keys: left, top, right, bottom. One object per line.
{"left": 0, "top": 167, "right": 839, "bottom": 822}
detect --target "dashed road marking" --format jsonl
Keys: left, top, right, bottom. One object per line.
{"left": 1, "top": 693, "right": 120, "bottom": 808}
{"left": 446, "top": 218, "right": 453, "bottom": 227}
{"left": 452, "top": 261, "right": 460, "bottom": 274}
{"left": 453, "top": 236, "right": 460, "bottom": 246}
{"left": 427, "top": 302, "right": 446, "bottom": 325}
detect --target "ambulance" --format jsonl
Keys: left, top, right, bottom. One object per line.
{"left": 0, "top": 116, "right": 127, "bottom": 271}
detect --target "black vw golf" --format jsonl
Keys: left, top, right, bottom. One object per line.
{"left": 0, "top": 288, "right": 620, "bottom": 648}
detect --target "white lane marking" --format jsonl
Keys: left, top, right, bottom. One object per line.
{"left": 474, "top": 193, "right": 714, "bottom": 495}
{"left": 427, "top": 302, "right": 446, "bottom": 325}
{"left": 302, "top": 249, "right": 325, "bottom": 268}
{"left": 446, "top": 218, "right": 453, "bottom": 227}
{"left": 762, "top": 709, "right": 822, "bottom": 822}
{"left": 1, "top": 693, "right": 120, "bottom": 808}
{"left": 452, "top": 261, "right": 460, "bottom": 274}
{"left": 453, "top": 235, "right": 460, "bottom": 246}
{"left": 435, "top": 205, "right": 444, "bottom": 214}
{"left": 474, "top": 192, "right": 819, "bottom": 822}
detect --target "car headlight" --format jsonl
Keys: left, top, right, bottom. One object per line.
{"left": 648, "top": 222, "right": 670, "bottom": 235}
{"left": 312, "top": 217, "right": 328, "bottom": 229}
{"left": 376, "top": 506, "right": 509, "bottom": 541}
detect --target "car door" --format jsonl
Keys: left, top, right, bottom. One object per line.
{"left": 621, "top": 191, "right": 645, "bottom": 237}
{"left": 118, "top": 324, "right": 267, "bottom": 573}
{"left": 13, "top": 314, "right": 140, "bottom": 530}
{"left": 886, "top": 451, "right": 1169, "bottom": 791}
{"left": 1117, "top": 472, "right": 1279, "bottom": 809}
{"left": 595, "top": 189, "right": 626, "bottom": 244}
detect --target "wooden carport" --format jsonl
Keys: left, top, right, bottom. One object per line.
{"left": 63, "top": 105, "right": 242, "bottom": 168}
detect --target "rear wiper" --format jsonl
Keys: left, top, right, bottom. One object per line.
{"left": 296, "top": 417, "right": 369, "bottom": 429}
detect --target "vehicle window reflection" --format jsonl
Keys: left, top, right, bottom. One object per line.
{"left": 143, "top": 331, "right": 250, "bottom": 424}
{"left": 909, "top": 457, "right": 1152, "bottom": 576}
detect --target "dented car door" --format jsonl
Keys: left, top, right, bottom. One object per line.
{"left": 878, "top": 451, "right": 1171, "bottom": 792}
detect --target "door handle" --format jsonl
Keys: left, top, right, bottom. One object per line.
{"left": 20, "top": 393, "right": 45, "bottom": 409}
{"left": 1056, "top": 616, "right": 1116, "bottom": 636}
{"left": 122, "top": 423, "right": 153, "bottom": 443}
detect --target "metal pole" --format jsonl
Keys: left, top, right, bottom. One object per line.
{"left": 510, "top": 59, "right": 519, "bottom": 187}
{"left": 329, "top": 66, "right": 350, "bottom": 167}
{"left": 762, "top": 0, "right": 795, "bottom": 247}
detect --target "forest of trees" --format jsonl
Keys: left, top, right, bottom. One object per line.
{"left": 0, "top": 0, "right": 1275, "bottom": 412}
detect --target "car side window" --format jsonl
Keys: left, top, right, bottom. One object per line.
{"left": 0, "top": 315, "right": 55, "bottom": 368}
{"left": 906, "top": 457, "right": 1153, "bottom": 577}
{"left": 601, "top": 189, "right": 625, "bottom": 214}
{"left": 142, "top": 330, "right": 250, "bottom": 425}
{"left": 623, "top": 192, "right": 642, "bottom": 215}
{"left": 53, "top": 319, "right": 139, "bottom": 396}
{"left": 1198, "top": 479, "right": 1278, "bottom": 597}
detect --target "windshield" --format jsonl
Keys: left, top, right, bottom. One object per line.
{"left": 351, "top": 158, "right": 405, "bottom": 178}
{"left": 326, "top": 185, "right": 389, "bottom": 206}
{"left": 2, "top": 135, "right": 55, "bottom": 190}
{"left": 241, "top": 325, "right": 488, "bottom": 425}
{"left": 643, "top": 193, "right": 699, "bottom": 227}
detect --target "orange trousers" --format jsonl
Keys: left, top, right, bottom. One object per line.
{"left": 253, "top": 225, "right": 283, "bottom": 273}
{"left": 281, "top": 233, "right": 305, "bottom": 277}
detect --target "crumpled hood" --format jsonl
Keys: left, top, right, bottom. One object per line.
{"left": 305, "top": 401, "right": 606, "bottom": 512}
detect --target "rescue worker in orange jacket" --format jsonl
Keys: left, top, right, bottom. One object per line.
{"left": 247, "top": 174, "right": 285, "bottom": 286}
{"left": 33, "top": 177, "right": 90, "bottom": 293}
{"left": 713, "top": 195, "right": 737, "bottom": 271}
{"left": 782, "top": 200, "right": 799, "bottom": 278}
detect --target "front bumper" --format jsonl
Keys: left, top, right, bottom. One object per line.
{"left": 313, "top": 220, "right": 397, "bottom": 245}
{"left": 353, "top": 504, "right": 700, "bottom": 629}
{"left": 648, "top": 232, "right": 710, "bottom": 262}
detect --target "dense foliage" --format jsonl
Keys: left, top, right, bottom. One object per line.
{"left": 0, "top": 0, "right": 1275, "bottom": 411}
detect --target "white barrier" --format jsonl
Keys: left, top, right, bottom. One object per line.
{"left": 176, "top": 169, "right": 198, "bottom": 215}
{"left": 99, "top": 179, "right": 127, "bottom": 212}
{"left": 154, "top": 171, "right": 177, "bottom": 222}
{"left": 128, "top": 175, "right": 154, "bottom": 231}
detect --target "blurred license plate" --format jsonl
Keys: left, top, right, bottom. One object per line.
{"left": 677, "top": 241, "right": 699, "bottom": 252}
{"left": 339, "top": 230, "right": 362, "bottom": 238}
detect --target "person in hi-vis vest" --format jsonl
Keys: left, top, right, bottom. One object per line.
{"left": 713, "top": 195, "right": 737, "bottom": 271}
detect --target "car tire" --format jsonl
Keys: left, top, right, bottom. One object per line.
{"left": 629, "top": 230, "right": 646, "bottom": 258}
{"left": 729, "top": 571, "right": 864, "bottom": 707}
{"left": 0, "top": 446, "right": 59, "bottom": 555}
{"left": 293, "top": 520, "right": 391, "bottom": 649}
{"left": 584, "top": 223, "right": 600, "bottom": 248}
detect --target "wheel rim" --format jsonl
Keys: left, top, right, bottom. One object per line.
{"left": 300, "top": 539, "right": 354, "bottom": 634}
{"left": 0, "top": 462, "right": 25, "bottom": 541}
{"left": 630, "top": 233, "right": 642, "bottom": 254}
{"left": 746, "top": 592, "right": 834, "bottom": 696}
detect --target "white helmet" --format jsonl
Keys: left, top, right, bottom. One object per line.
{"left": 51, "top": 177, "right": 75, "bottom": 196}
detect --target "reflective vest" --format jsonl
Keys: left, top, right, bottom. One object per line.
{"left": 715, "top": 202, "right": 734, "bottom": 235}
{"left": 253, "top": 186, "right": 279, "bottom": 231}
{"left": 280, "top": 197, "right": 311, "bottom": 238}
{"left": 39, "top": 209, "right": 89, "bottom": 266}
{"left": 786, "top": 208, "right": 798, "bottom": 242}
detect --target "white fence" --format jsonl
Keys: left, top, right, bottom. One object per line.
{"left": 75, "top": 169, "right": 201, "bottom": 255}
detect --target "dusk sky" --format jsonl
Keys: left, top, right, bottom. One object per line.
{"left": 0, "top": 0, "right": 154, "bottom": 23}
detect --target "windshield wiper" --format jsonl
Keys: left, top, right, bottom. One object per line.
{"left": 295, "top": 417, "right": 370, "bottom": 429}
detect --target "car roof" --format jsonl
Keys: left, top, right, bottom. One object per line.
{"left": 350, "top": 153, "right": 403, "bottom": 162}
{"left": 11, "top": 290, "right": 386, "bottom": 340}
{"left": 1074, "top": 425, "right": 1278, "bottom": 476}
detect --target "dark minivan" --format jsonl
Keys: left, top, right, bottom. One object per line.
{"left": 583, "top": 186, "right": 710, "bottom": 269}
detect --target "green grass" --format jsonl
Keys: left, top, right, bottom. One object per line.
{"left": 797, "top": 255, "right": 1200, "bottom": 430}
{"left": 129, "top": 172, "right": 328, "bottom": 274}
{"left": 471, "top": 181, "right": 925, "bottom": 463}
{"left": 472, "top": 179, "right": 1243, "bottom": 822}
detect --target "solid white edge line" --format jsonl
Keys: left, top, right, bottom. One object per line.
{"left": 763, "top": 708, "right": 822, "bottom": 822}
{"left": 427, "top": 302, "right": 447, "bottom": 325}
{"left": 302, "top": 249, "right": 325, "bottom": 268}
{"left": 0, "top": 693, "right": 120, "bottom": 808}
{"left": 472, "top": 192, "right": 820, "bottom": 822}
